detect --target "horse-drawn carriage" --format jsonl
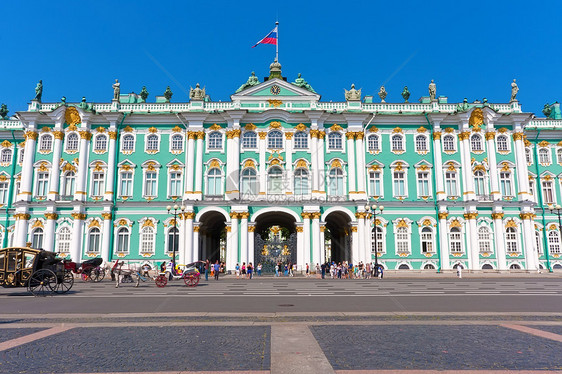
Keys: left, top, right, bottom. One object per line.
{"left": 63, "top": 257, "right": 105, "bottom": 282}
{"left": 112, "top": 260, "right": 202, "bottom": 288}
{"left": 0, "top": 247, "right": 74, "bottom": 296}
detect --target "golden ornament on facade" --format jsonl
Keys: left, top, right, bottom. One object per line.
{"left": 355, "top": 212, "right": 366, "bottom": 219}
{"left": 38, "top": 162, "right": 49, "bottom": 172}
{"left": 52, "top": 131, "right": 64, "bottom": 140}
{"left": 269, "top": 121, "right": 282, "bottom": 129}
{"left": 330, "top": 124, "right": 343, "bottom": 132}
{"left": 394, "top": 162, "right": 404, "bottom": 171}
{"left": 209, "top": 124, "right": 222, "bottom": 131}
{"left": 330, "top": 160, "right": 342, "bottom": 168}
{"left": 231, "top": 129, "right": 241, "bottom": 138}
{"left": 396, "top": 219, "right": 408, "bottom": 228}
{"left": 512, "top": 132, "right": 524, "bottom": 141}
{"left": 41, "top": 126, "right": 50, "bottom": 133}
{"left": 309, "top": 129, "right": 319, "bottom": 138}
{"left": 120, "top": 164, "right": 132, "bottom": 171}
{"left": 355, "top": 132, "right": 364, "bottom": 140}
{"left": 422, "top": 219, "right": 432, "bottom": 226}
{"left": 123, "top": 126, "right": 134, "bottom": 133}
{"left": 248, "top": 225, "right": 256, "bottom": 232}
{"left": 469, "top": 108, "right": 484, "bottom": 127}
{"left": 350, "top": 226, "right": 358, "bottom": 232}
{"left": 146, "top": 161, "right": 157, "bottom": 171}
{"left": 117, "top": 219, "right": 128, "bottom": 226}
{"left": 484, "top": 131, "right": 496, "bottom": 141}
{"left": 473, "top": 165, "right": 486, "bottom": 172}
{"left": 538, "top": 140, "right": 550, "bottom": 147}
{"left": 295, "top": 226, "right": 304, "bottom": 232}
{"left": 392, "top": 127, "right": 403, "bottom": 133}
{"left": 369, "top": 164, "right": 381, "bottom": 171}
{"left": 544, "top": 174, "right": 553, "bottom": 180}
{"left": 459, "top": 131, "right": 470, "bottom": 140}
{"left": 141, "top": 220, "right": 155, "bottom": 228}
{"left": 267, "top": 99, "right": 283, "bottom": 108}
{"left": 106, "top": 131, "right": 117, "bottom": 140}
{"left": 243, "top": 159, "right": 256, "bottom": 169}
{"left": 463, "top": 212, "right": 478, "bottom": 220}
{"left": 14, "top": 213, "right": 31, "bottom": 220}
{"left": 0, "top": 175, "right": 7, "bottom": 182}
{"left": 65, "top": 106, "right": 81, "bottom": 125}
{"left": 432, "top": 132, "right": 442, "bottom": 140}
{"left": 79, "top": 130, "right": 92, "bottom": 141}
{"left": 31, "top": 220, "right": 44, "bottom": 228}
{"left": 345, "top": 132, "right": 355, "bottom": 139}
{"left": 71, "top": 213, "right": 87, "bottom": 220}
{"left": 88, "top": 220, "right": 101, "bottom": 228}
{"left": 225, "top": 130, "right": 235, "bottom": 139}
{"left": 548, "top": 224, "right": 558, "bottom": 231}
{"left": 296, "top": 159, "right": 308, "bottom": 169}
{"left": 500, "top": 162, "right": 510, "bottom": 171}
{"left": 101, "top": 212, "right": 112, "bottom": 220}
{"left": 519, "top": 213, "right": 533, "bottom": 220}
{"left": 497, "top": 127, "right": 508, "bottom": 133}
{"left": 284, "top": 132, "right": 294, "bottom": 139}
{"left": 417, "top": 126, "right": 427, "bottom": 133}
{"left": 258, "top": 131, "right": 268, "bottom": 139}
{"left": 171, "top": 125, "right": 182, "bottom": 133}
{"left": 369, "top": 126, "right": 379, "bottom": 133}
{"left": 295, "top": 123, "right": 307, "bottom": 131}
{"left": 244, "top": 123, "right": 256, "bottom": 131}
{"left": 187, "top": 131, "right": 197, "bottom": 140}
{"left": 444, "top": 127, "right": 455, "bottom": 133}
{"left": 449, "top": 219, "right": 462, "bottom": 228}
{"left": 24, "top": 131, "right": 38, "bottom": 141}
{"left": 505, "top": 220, "right": 517, "bottom": 228}
{"left": 270, "top": 158, "right": 280, "bottom": 166}
{"left": 418, "top": 165, "right": 429, "bottom": 171}
{"left": 209, "top": 159, "right": 220, "bottom": 169}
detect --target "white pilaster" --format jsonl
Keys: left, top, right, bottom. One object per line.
{"left": 70, "top": 213, "right": 85, "bottom": 262}
{"left": 346, "top": 132, "right": 356, "bottom": 196}
{"left": 185, "top": 132, "right": 196, "bottom": 196}
{"left": 319, "top": 225, "right": 325, "bottom": 268}
{"left": 438, "top": 212, "right": 450, "bottom": 270}
{"left": 317, "top": 131, "right": 326, "bottom": 196}
{"left": 74, "top": 128, "right": 91, "bottom": 202}
{"left": 297, "top": 225, "right": 304, "bottom": 269}
{"left": 194, "top": 132, "right": 204, "bottom": 199}
{"left": 104, "top": 126, "right": 118, "bottom": 200}
{"left": 228, "top": 214, "right": 239, "bottom": 271}
{"left": 310, "top": 131, "right": 319, "bottom": 195}
{"left": 459, "top": 131, "right": 475, "bottom": 201}
{"left": 311, "top": 212, "right": 321, "bottom": 267}
{"left": 43, "top": 213, "right": 56, "bottom": 252}
{"left": 352, "top": 222, "right": 360, "bottom": 265}
{"left": 19, "top": 127, "right": 37, "bottom": 202}
{"left": 240, "top": 212, "right": 248, "bottom": 267}
{"left": 521, "top": 214, "right": 538, "bottom": 270}
{"left": 248, "top": 225, "right": 255, "bottom": 267}
{"left": 513, "top": 132, "right": 531, "bottom": 200}
{"left": 14, "top": 212, "right": 29, "bottom": 247}
{"left": 493, "top": 213, "right": 507, "bottom": 270}
{"left": 258, "top": 131, "right": 267, "bottom": 197}
{"left": 486, "top": 132, "right": 501, "bottom": 200}
{"left": 185, "top": 212, "right": 195, "bottom": 263}
{"left": 356, "top": 133, "right": 367, "bottom": 199}
{"left": 101, "top": 212, "right": 112, "bottom": 263}
{"left": 465, "top": 213, "right": 479, "bottom": 269}
{"left": 302, "top": 213, "right": 311, "bottom": 268}
{"left": 193, "top": 226, "right": 200, "bottom": 263}
{"left": 285, "top": 132, "right": 294, "bottom": 195}
{"left": 47, "top": 129, "right": 64, "bottom": 201}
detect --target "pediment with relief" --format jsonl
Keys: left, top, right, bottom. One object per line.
{"left": 231, "top": 78, "right": 320, "bottom": 102}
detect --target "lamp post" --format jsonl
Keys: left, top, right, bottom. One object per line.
{"left": 365, "top": 202, "right": 384, "bottom": 274}
{"left": 167, "top": 204, "right": 185, "bottom": 270}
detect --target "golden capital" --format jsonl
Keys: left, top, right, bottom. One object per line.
{"left": 196, "top": 131, "right": 205, "bottom": 140}
{"left": 193, "top": 226, "right": 200, "bottom": 232}
{"left": 312, "top": 212, "right": 321, "bottom": 219}
{"left": 79, "top": 131, "right": 92, "bottom": 141}
{"left": 71, "top": 212, "right": 87, "bottom": 220}
{"left": 101, "top": 212, "right": 112, "bottom": 220}
{"left": 108, "top": 131, "right": 118, "bottom": 140}
{"left": 24, "top": 131, "right": 38, "bottom": 141}
{"left": 232, "top": 129, "right": 241, "bottom": 138}
{"left": 355, "top": 132, "right": 364, "bottom": 140}
{"left": 258, "top": 131, "right": 268, "bottom": 139}
{"left": 438, "top": 212, "right": 448, "bottom": 220}
{"left": 491, "top": 212, "right": 504, "bottom": 220}
{"left": 14, "top": 213, "right": 31, "bottom": 220}
{"left": 248, "top": 225, "right": 256, "bottom": 232}
{"left": 318, "top": 131, "right": 325, "bottom": 139}
{"left": 240, "top": 212, "right": 250, "bottom": 219}
{"left": 285, "top": 132, "right": 294, "bottom": 139}
{"left": 52, "top": 131, "right": 65, "bottom": 140}
{"left": 459, "top": 131, "right": 471, "bottom": 141}
{"left": 185, "top": 212, "right": 196, "bottom": 220}
{"left": 309, "top": 129, "right": 319, "bottom": 138}
{"left": 519, "top": 212, "right": 534, "bottom": 220}
{"left": 463, "top": 212, "right": 478, "bottom": 220}
{"left": 229, "top": 211, "right": 240, "bottom": 219}
{"left": 351, "top": 226, "right": 358, "bottom": 232}
{"left": 226, "top": 226, "right": 232, "bottom": 232}
{"left": 225, "top": 130, "right": 235, "bottom": 139}
{"left": 188, "top": 131, "right": 197, "bottom": 140}
{"left": 44, "top": 213, "right": 59, "bottom": 220}
{"left": 485, "top": 131, "right": 496, "bottom": 141}
{"left": 512, "top": 132, "right": 524, "bottom": 141}
{"left": 301, "top": 212, "right": 312, "bottom": 219}
{"left": 346, "top": 132, "right": 355, "bottom": 140}
{"left": 296, "top": 226, "right": 304, "bottom": 232}
{"left": 432, "top": 132, "right": 442, "bottom": 140}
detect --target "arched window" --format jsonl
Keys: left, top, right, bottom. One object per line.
{"left": 500, "top": 171, "right": 512, "bottom": 196}
{"left": 328, "top": 167, "right": 344, "bottom": 196}
{"left": 526, "top": 148, "right": 533, "bottom": 164}
{"left": 240, "top": 168, "right": 258, "bottom": 197}
{"left": 509, "top": 263, "right": 521, "bottom": 270}
{"left": 39, "top": 134, "right": 53, "bottom": 152}
{"left": 122, "top": 134, "right": 135, "bottom": 151}
{"left": 294, "top": 168, "right": 309, "bottom": 196}
{"left": 328, "top": 132, "right": 342, "bottom": 150}
{"left": 242, "top": 131, "right": 257, "bottom": 149}
{"left": 443, "top": 135, "right": 455, "bottom": 151}
{"left": 267, "top": 167, "right": 283, "bottom": 194}
{"left": 368, "top": 134, "right": 379, "bottom": 151}
{"left": 470, "top": 134, "right": 483, "bottom": 151}
{"left": 548, "top": 230, "right": 560, "bottom": 254}
{"left": 140, "top": 226, "right": 155, "bottom": 254}
{"left": 505, "top": 227, "right": 518, "bottom": 252}
{"left": 449, "top": 227, "right": 462, "bottom": 253}
{"left": 391, "top": 135, "right": 404, "bottom": 151}
{"left": 88, "top": 227, "right": 101, "bottom": 253}
{"left": 116, "top": 227, "right": 130, "bottom": 253}
{"left": 32, "top": 228, "right": 44, "bottom": 249}
{"left": 268, "top": 130, "right": 283, "bottom": 149}
{"left": 482, "top": 264, "right": 494, "bottom": 270}
{"left": 171, "top": 134, "right": 183, "bottom": 151}
{"left": 424, "top": 263, "right": 436, "bottom": 270}
{"left": 294, "top": 131, "right": 308, "bottom": 149}
{"left": 206, "top": 168, "right": 222, "bottom": 196}
{"left": 56, "top": 227, "right": 71, "bottom": 253}
{"left": 478, "top": 226, "right": 492, "bottom": 253}
{"left": 539, "top": 148, "right": 551, "bottom": 164}
{"left": 167, "top": 227, "right": 179, "bottom": 253}
{"left": 497, "top": 135, "right": 509, "bottom": 151}
{"left": 396, "top": 227, "right": 409, "bottom": 254}
{"left": 62, "top": 171, "right": 75, "bottom": 197}
{"left": 66, "top": 133, "right": 79, "bottom": 151}
{"left": 1, "top": 149, "right": 12, "bottom": 164}
{"left": 415, "top": 135, "right": 427, "bottom": 152}
{"left": 398, "top": 264, "right": 410, "bottom": 270}
{"left": 94, "top": 134, "right": 107, "bottom": 152}
{"left": 474, "top": 170, "right": 486, "bottom": 196}
{"left": 208, "top": 131, "right": 223, "bottom": 150}
{"left": 421, "top": 227, "right": 433, "bottom": 253}
{"left": 146, "top": 134, "right": 159, "bottom": 151}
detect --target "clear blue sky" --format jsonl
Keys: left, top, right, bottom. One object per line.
{"left": 0, "top": 0, "right": 560, "bottom": 117}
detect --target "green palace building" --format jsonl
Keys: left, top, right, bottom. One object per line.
{"left": 0, "top": 61, "right": 561, "bottom": 272}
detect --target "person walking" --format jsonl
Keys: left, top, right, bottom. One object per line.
{"left": 204, "top": 259, "right": 210, "bottom": 281}
{"left": 306, "top": 263, "right": 310, "bottom": 278}
{"left": 320, "top": 263, "right": 326, "bottom": 279}
{"left": 247, "top": 262, "right": 253, "bottom": 279}
{"left": 214, "top": 260, "right": 220, "bottom": 280}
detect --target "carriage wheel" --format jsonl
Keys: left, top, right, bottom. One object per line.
{"left": 155, "top": 275, "right": 167, "bottom": 288}
{"left": 27, "top": 269, "right": 57, "bottom": 296}
{"left": 54, "top": 271, "right": 74, "bottom": 294}
{"left": 90, "top": 267, "right": 105, "bottom": 282}
{"left": 81, "top": 272, "right": 91, "bottom": 282}
{"left": 184, "top": 273, "right": 200, "bottom": 287}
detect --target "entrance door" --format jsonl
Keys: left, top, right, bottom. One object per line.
{"left": 254, "top": 227, "right": 297, "bottom": 273}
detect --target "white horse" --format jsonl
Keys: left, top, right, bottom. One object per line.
{"left": 111, "top": 261, "right": 138, "bottom": 288}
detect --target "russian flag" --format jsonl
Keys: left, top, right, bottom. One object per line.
{"left": 252, "top": 26, "right": 278, "bottom": 48}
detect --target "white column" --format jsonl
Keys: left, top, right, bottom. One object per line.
{"left": 302, "top": 213, "right": 311, "bottom": 268}
{"left": 101, "top": 212, "right": 112, "bottom": 263}
{"left": 433, "top": 132, "right": 446, "bottom": 200}
{"left": 310, "top": 132, "right": 319, "bottom": 194}
{"left": 297, "top": 226, "right": 305, "bottom": 269}
{"left": 459, "top": 132, "right": 475, "bottom": 201}
{"left": 43, "top": 213, "right": 57, "bottom": 252}
{"left": 465, "top": 213, "right": 479, "bottom": 269}
{"left": 486, "top": 132, "right": 501, "bottom": 200}
{"left": 185, "top": 132, "right": 196, "bottom": 195}
{"left": 356, "top": 133, "right": 366, "bottom": 197}
{"left": 513, "top": 132, "right": 530, "bottom": 200}
{"left": 74, "top": 130, "right": 91, "bottom": 202}
{"left": 258, "top": 132, "right": 267, "bottom": 196}
{"left": 438, "top": 212, "right": 450, "bottom": 270}
{"left": 352, "top": 223, "right": 360, "bottom": 265}
{"left": 311, "top": 212, "right": 321, "bottom": 267}
{"left": 19, "top": 130, "right": 38, "bottom": 202}
{"left": 285, "top": 132, "right": 294, "bottom": 195}
{"left": 240, "top": 212, "right": 248, "bottom": 267}
{"left": 319, "top": 225, "right": 325, "bottom": 268}
{"left": 47, "top": 130, "right": 64, "bottom": 200}
{"left": 521, "top": 213, "right": 538, "bottom": 270}
{"left": 231, "top": 130, "right": 241, "bottom": 198}
{"left": 178, "top": 215, "right": 186, "bottom": 266}
{"left": 14, "top": 213, "right": 30, "bottom": 247}
{"left": 194, "top": 132, "right": 204, "bottom": 198}
{"left": 346, "top": 132, "right": 356, "bottom": 196}
{"left": 193, "top": 226, "right": 200, "bottom": 263}
{"left": 248, "top": 225, "right": 255, "bottom": 267}
{"left": 228, "top": 214, "right": 239, "bottom": 271}
{"left": 493, "top": 213, "right": 507, "bottom": 270}
{"left": 317, "top": 132, "right": 326, "bottom": 195}
{"left": 104, "top": 128, "right": 118, "bottom": 200}
{"left": 70, "top": 213, "right": 85, "bottom": 262}
{"left": 185, "top": 212, "right": 195, "bottom": 263}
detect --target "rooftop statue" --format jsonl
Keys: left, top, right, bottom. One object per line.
{"left": 190, "top": 83, "right": 205, "bottom": 101}
{"left": 33, "top": 80, "right": 43, "bottom": 102}
{"left": 344, "top": 84, "right": 361, "bottom": 101}
{"left": 456, "top": 98, "right": 470, "bottom": 112}
{"left": 78, "top": 97, "right": 88, "bottom": 109}
{"left": 510, "top": 79, "right": 519, "bottom": 102}
{"left": 112, "top": 79, "right": 120, "bottom": 101}
{"left": 378, "top": 86, "right": 387, "bottom": 103}
{"left": 428, "top": 79, "right": 436, "bottom": 101}
{"left": 0, "top": 104, "right": 8, "bottom": 120}
{"left": 140, "top": 86, "right": 149, "bottom": 103}
{"left": 235, "top": 72, "right": 260, "bottom": 93}
{"left": 401, "top": 86, "right": 410, "bottom": 103}
{"left": 292, "top": 73, "right": 316, "bottom": 93}
{"left": 164, "top": 86, "right": 173, "bottom": 102}
{"left": 543, "top": 104, "right": 552, "bottom": 118}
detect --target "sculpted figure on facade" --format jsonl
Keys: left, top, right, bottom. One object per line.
{"left": 401, "top": 86, "right": 410, "bottom": 102}
{"left": 112, "top": 79, "right": 120, "bottom": 101}
{"left": 33, "top": 80, "right": 43, "bottom": 101}
{"left": 292, "top": 73, "right": 316, "bottom": 93}
{"left": 428, "top": 79, "right": 436, "bottom": 101}
{"left": 511, "top": 79, "right": 519, "bottom": 102}
{"left": 0, "top": 104, "right": 8, "bottom": 120}
{"left": 140, "top": 86, "right": 149, "bottom": 103}
{"left": 378, "top": 86, "right": 387, "bottom": 102}
{"left": 190, "top": 83, "right": 205, "bottom": 100}
{"left": 456, "top": 98, "right": 470, "bottom": 112}
{"left": 235, "top": 72, "right": 260, "bottom": 93}
{"left": 344, "top": 84, "right": 361, "bottom": 101}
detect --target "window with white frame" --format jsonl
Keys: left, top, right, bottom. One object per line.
{"left": 140, "top": 226, "right": 155, "bottom": 254}
{"left": 373, "top": 226, "right": 384, "bottom": 253}
{"left": 328, "top": 167, "right": 344, "bottom": 196}
{"left": 478, "top": 226, "right": 492, "bottom": 253}
{"left": 242, "top": 131, "right": 257, "bottom": 149}
{"left": 474, "top": 170, "right": 486, "bottom": 196}
{"left": 206, "top": 168, "right": 222, "bottom": 195}
{"left": 66, "top": 133, "right": 79, "bottom": 151}
{"left": 415, "top": 135, "right": 427, "bottom": 152}
{"left": 62, "top": 172, "right": 75, "bottom": 197}
{"left": 146, "top": 134, "right": 159, "bottom": 152}
{"left": 526, "top": 148, "right": 533, "bottom": 164}
{"left": 536, "top": 230, "right": 542, "bottom": 254}
{"left": 500, "top": 171, "right": 513, "bottom": 197}
{"left": 529, "top": 179, "right": 536, "bottom": 200}
{"left": 167, "top": 227, "right": 179, "bottom": 253}
{"left": 328, "top": 132, "right": 342, "bottom": 150}
{"left": 391, "top": 135, "right": 404, "bottom": 152}
{"left": 470, "top": 134, "right": 483, "bottom": 152}
{"left": 39, "top": 134, "right": 53, "bottom": 152}
{"left": 443, "top": 135, "right": 455, "bottom": 151}
{"left": 417, "top": 171, "right": 430, "bottom": 197}
{"left": 449, "top": 227, "right": 462, "bottom": 253}
{"left": 208, "top": 131, "right": 222, "bottom": 150}
{"left": 369, "top": 170, "right": 382, "bottom": 197}
{"left": 36, "top": 171, "right": 49, "bottom": 197}
{"left": 445, "top": 171, "right": 458, "bottom": 197}
{"left": 31, "top": 228, "right": 44, "bottom": 249}
{"left": 116, "top": 227, "right": 130, "bottom": 253}
{"left": 505, "top": 227, "right": 518, "bottom": 252}
{"left": 171, "top": 134, "right": 183, "bottom": 152}
{"left": 119, "top": 171, "right": 133, "bottom": 197}
{"left": 548, "top": 230, "right": 560, "bottom": 254}
{"left": 267, "top": 167, "right": 283, "bottom": 194}
{"left": 1, "top": 149, "right": 12, "bottom": 164}
{"left": 539, "top": 148, "right": 551, "bottom": 164}
{"left": 169, "top": 171, "right": 182, "bottom": 198}
{"left": 122, "top": 134, "right": 135, "bottom": 152}
{"left": 87, "top": 227, "right": 101, "bottom": 253}
{"left": 268, "top": 130, "right": 283, "bottom": 149}
{"left": 496, "top": 135, "right": 509, "bottom": 151}
{"left": 558, "top": 149, "right": 562, "bottom": 164}
{"left": 0, "top": 180, "right": 8, "bottom": 204}
{"left": 94, "top": 134, "right": 107, "bottom": 152}
{"left": 144, "top": 171, "right": 157, "bottom": 197}
{"left": 396, "top": 227, "right": 409, "bottom": 254}
{"left": 56, "top": 227, "right": 71, "bottom": 253}
{"left": 294, "top": 131, "right": 308, "bottom": 149}
{"left": 421, "top": 227, "right": 433, "bottom": 253}
{"left": 91, "top": 171, "right": 105, "bottom": 197}
{"left": 542, "top": 179, "right": 555, "bottom": 204}
{"left": 18, "top": 148, "right": 24, "bottom": 164}
{"left": 368, "top": 134, "right": 379, "bottom": 152}
{"left": 240, "top": 168, "right": 257, "bottom": 197}
{"left": 393, "top": 170, "right": 406, "bottom": 197}
{"left": 294, "top": 168, "right": 309, "bottom": 196}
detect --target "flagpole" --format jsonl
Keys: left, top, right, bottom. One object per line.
{"left": 275, "top": 21, "right": 279, "bottom": 62}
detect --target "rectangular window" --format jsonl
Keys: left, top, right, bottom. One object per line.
{"left": 369, "top": 171, "right": 381, "bottom": 197}
{"left": 445, "top": 172, "right": 458, "bottom": 196}
{"left": 0, "top": 182, "right": 8, "bottom": 204}
{"left": 500, "top": 172, "right": 512, "bottom": 196}
{"left": 542, "top": 180, "right": 554, "bottom": 204}
{"left": 36, "top": 172, "right": 49, "bottom": 197}
{"left": 145, "top": 172, "right": 157, "bottom": 197}
{"left": 120, "top": 172, "right": 133, "bottom": 197}
{"left": 393, "top": 171, "right": 405, "bottom": 197}
{"left": 417, "top": 172, "right": 430, "bottom": 197}
{"left": 91, "top": 172, "right": 104, "bottom": 197}
{"left": 169, "top": 172, "right": 182, "bottom": 198}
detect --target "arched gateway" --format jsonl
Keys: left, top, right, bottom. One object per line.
{"left": 253, "top": 211, "right": 297, "bottom": 273}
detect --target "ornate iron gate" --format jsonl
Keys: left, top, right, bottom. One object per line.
{"left": 254, "top": 232, "right": 297, "bottom": 273}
